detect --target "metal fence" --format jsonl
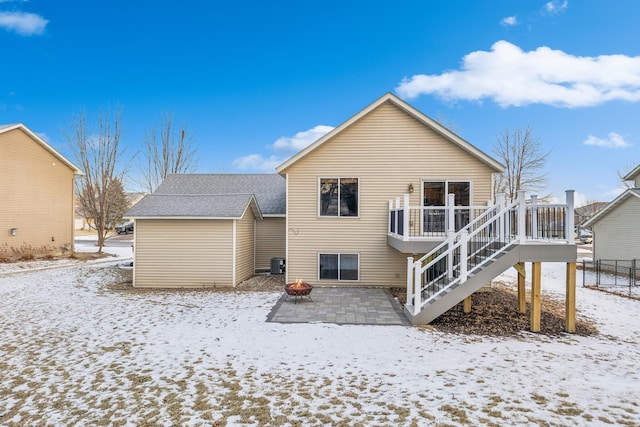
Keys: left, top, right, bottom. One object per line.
{"left": 582, "top": 259, "right": 640, "bottom": 297}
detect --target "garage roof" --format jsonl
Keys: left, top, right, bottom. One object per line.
{"left": 125, "top": 193, "right": 262, "bottom": 219}
{"left": 153, "top": 174, "right": 285, "bottom": 216}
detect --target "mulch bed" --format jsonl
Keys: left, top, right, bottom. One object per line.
{"left": 391, "top": 281, "right": 599, "bottom": 337}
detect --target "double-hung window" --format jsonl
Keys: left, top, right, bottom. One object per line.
{"left": 319, "top": 178, "right": 358, "bottom": 217}
{"left": 319, "top": 253, "right": 359, "bottom": 281}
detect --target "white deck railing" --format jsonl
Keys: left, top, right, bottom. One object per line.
{"left": 388, "top": 194, "right": 492, "bottom": 240}
{"left": 389, "top": 191, "right": 576, "bottom": 242}
{"left": 403, "top": 190, "right": 576, "bottom": 316}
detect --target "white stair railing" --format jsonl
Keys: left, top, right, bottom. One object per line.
{"left": 406, "top": 192, "right": 522, "bottom": 316}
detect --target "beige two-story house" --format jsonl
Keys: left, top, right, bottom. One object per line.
{"left": 127, "top": 93, "right": 577, "bottom": 329}
{"left": 0, "top": 124, "right": 82, "bottom": 252}
{"left": 276, "top": 93, "right": 504, "bottom": 287}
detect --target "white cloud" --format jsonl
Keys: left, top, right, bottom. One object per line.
{"left": 500, "top": 16, "right": 518, "bottom": 27}
{"left": 272, "top": 125, "right": 334, "bottom": 152}
{"left": 545, "top": 0, "right": 569, "bottom": 14}
{"left": 583, "top": 132, "right": 632, "bottom": 148}
{"left": 232, "top": 154, "right": 282, "bottom": 173}
{"left": 604, "top": 186, "right": 626, "bottom": 200}
{"left": 0, "top": 11, "right": 48, "bottom": 36}
{"left": 396, "top": 40, "right": 640, "bottom": 108}
{"left": 233, "top": 125, "right": 334, "bottom": 172}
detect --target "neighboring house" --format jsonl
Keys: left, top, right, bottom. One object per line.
{"left": 127, "top": 93, "right": 577, "bottom": 329}
{"left": 75, "top": 192, "right": 146, "bottom": 230}
{"left": 126, "top": 174, "right": 285, "bottom": 287}
{"left": 0, "top": 123, "right": 82, "bottom": 252}
{"left": 583, "top": 165, "right": 640, "bottom": 261}
{"left": 574, "top": 201, "right": 607, "bottom": 228}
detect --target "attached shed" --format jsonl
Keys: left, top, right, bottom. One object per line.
{"left": 125, "top": 174, "right": 286, "bottom": 288}
{"left": 127, "top": 193, "right": 261, "bottom": 288}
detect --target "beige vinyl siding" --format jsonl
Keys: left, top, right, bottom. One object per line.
{"left": 235, "top": 209, "right": 256, "bottom": 284}
{"left": 0, "top": 128, "right": 75, "bottom": 250}
{"left": 284, "top": 101, "right": 496, "bottom": 287}
{"left": 134, "top": 219, "right": 234, "bottom": 287}
{"left": 255, "top": 217, "right": 286, "bottom": 270}
{"left": 592, "top": 196, "right": 640, "bottom": 261}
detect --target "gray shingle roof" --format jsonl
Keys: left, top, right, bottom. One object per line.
{"left": 153, "top": 174, "right": 286, "bottom": 215}
{"left": 126, "top": 194, "right": 261, "bottom": 218}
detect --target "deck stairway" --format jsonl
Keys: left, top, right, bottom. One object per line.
{"left": 404, "top": 191, "right": 575, "bottom": 325}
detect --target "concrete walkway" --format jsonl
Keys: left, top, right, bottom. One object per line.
{"left": 266, "top": 287, "right": 410, "bottom": 326}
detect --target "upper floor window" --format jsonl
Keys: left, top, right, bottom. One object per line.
{"left": 423, "top": 181, "right": 470, "bottom": 206}
{"left": 319, "top": 177, "right": 359, "bottom": 217}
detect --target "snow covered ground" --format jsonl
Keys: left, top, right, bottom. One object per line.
{"left": 1, "top": 243, "right": 639, "bottom": 426}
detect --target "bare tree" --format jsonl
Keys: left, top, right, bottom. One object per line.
{"left": 493, "top": 126, "right": 550, "bottom": 201}
{"left": 433, "top": 112, "right": 461, "bottom": 134}
{"left": 68, "top": 109, "right": 127, "bottom": 252}
{"left": 617, "top": 163, "right": 636, "bottom": 189}
{"left": 139, "top": 111, "right": 198, "bottom": 193}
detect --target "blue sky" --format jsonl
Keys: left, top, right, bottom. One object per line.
{"left": 2, "top": 0, "right": 640, "bottom": 205}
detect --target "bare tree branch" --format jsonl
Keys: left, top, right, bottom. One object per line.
{"left": 493, "top": 126, "right": 550, "bottom": 201}
{"left": 617, "top": 163, "right": 636, "bottom": 189}
{"left": 139, "top": 111, "right": 198, "bottom": 193}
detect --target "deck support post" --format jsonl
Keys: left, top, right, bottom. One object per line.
{"left": 530, "top": 262, "right": 542, "bottom": 332}
{"left": 517, "top": 262, "right": 526, "bottom": 314}
{"left": 463, "top": 295, "right": 472, "bottom": 314}
{"left": 565, "top": 261, "right": 576, "bottom": 333}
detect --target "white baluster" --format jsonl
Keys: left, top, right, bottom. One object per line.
{"left": 403, "top": 194, "right": 411, "bottom": 240}
{"left": 447, "top": 193, "right": 455, "bottom": 232}
{"left": 406, "top": 257, "right": 414, "bottom": 308}
{"left": 566, "top": 190, "right": 575, "bottom": 242}
{"left": 531, "top": 194, "right": 538, "bottom": 239}
{"left": 518, "top": 190, "right": 526, "bottom": 244}
{"left": 460, "top": 230, "right": 469, "bottom": 282}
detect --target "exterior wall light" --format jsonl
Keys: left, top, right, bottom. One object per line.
{"left": 408, "top": 183, "right": 414, "bottom": 193}
{"left": 10, "top": 228, "right": 17, "bottom": 236}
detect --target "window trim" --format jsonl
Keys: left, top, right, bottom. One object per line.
{"left": 318, "top": 253, "right": 360, "bottom": 282}
{"left": 318, "top": 176, "right": 360, "bottom": 218}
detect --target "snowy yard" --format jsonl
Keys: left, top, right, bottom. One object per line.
{"left": 1, "top": 244, "right": 639, "bottom": 426}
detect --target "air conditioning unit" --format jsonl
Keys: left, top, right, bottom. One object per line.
{"left": 270, "top": 258, "right": 285, "bottom": 275}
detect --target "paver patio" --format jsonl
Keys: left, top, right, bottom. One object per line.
{"left": 266, "top": 287, "right": 410, "bottom": 325}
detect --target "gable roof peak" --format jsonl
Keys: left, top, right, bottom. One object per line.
{"left": 0, "top": 123, "right": 83, "bottom": 174}
{"left": 276, "top": 93, "right": 504, "bottom": 174}
{"left": 623, "top": 163, "right": 640, "bottom": 181}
